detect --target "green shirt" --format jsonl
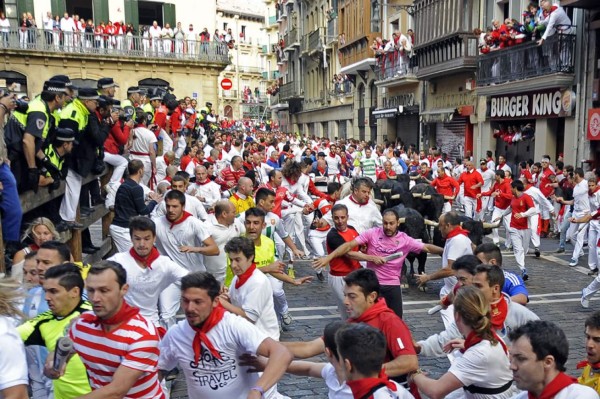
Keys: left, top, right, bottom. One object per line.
{"left": 18, "top": 301, "right": 93, "bottom": 399}
{"left": 361, "top": 157, "right": 377, "bottom": 178}
{"left": 225, "top": 234, "right": 275, "bottom": 286}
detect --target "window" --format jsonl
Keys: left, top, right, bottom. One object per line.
{"left": 358, "top": 83, "right": 365, "bottom": 108}
{"left": 370, "top": 0, "right": 380, "bottom": 32}
{"left": 138, "top": 1, "right": 163, "bottom": 26}
{"left": 66, "top": 0, "right": 93, "bottom": 22}
{"left": 223, "top": 22, "right": 228, "bottom": 31}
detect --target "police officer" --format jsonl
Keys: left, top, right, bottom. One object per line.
{"left": 6, "top": 80, "right": 67, "bottom": 192}
{"left": 57, "top": 88, "right": 109, "bottom": 232}
{"left": 39, "top": 127, "right": 74, "bottom": 190}
{"left": 97, "top": 77, "right": 119, "bottom": 99}
{"left": 121, "top": 86, "right": 143, "bottom": 122}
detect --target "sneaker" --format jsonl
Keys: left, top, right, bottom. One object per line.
{"left": 589, "top": 268, "right": 599, "bottom": 276}
{"left": 569, "top": 258, "right": 578, "bottom": 267}
{"left": 555, "top": 247, "right": 565, "bottom": 253}
{"left": 521, "top": 269, "right": 529, "bottom": 281}
{"left": 582, "top": 288, "right": 591, "bottom": 309}
{"left": 316, "top": 271, "right": 325, "bottom": 282}
{"left": 534, "top": 248, "right": 540, "bottom": 258}
{"left": 281, "top": 312, "right": 293, "bottom": 326}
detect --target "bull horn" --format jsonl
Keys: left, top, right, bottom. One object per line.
{"left": 412, "top": 193, "right": 423, "bottom": 198}
{"left": 373, "top": 199, "right": 384, "bottom": 204}
{"left": 398, "top": 218, "right": 406, "bottom": 224}
{"left": 424, "top": 219, "right": 439, "bottom": 227}
{"left": 421, "top": 195, "right": 432, "bottom": 200}
{"left": 380, "top": 189, "right": 392, "bottom": 193}
{"left": 390, "top": 194, "right": 400, "bottom": 199}
{"left": 482, "top": 222, "right": 501, "bottom": 229}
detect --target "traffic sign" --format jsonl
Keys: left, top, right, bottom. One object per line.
{"left": 221, "top": 79, "right": 233, "bottom": 90}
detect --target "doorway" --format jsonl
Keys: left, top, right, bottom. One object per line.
{"left": 138, "top": 1, "right": 163, "bottom": 26}
{"left": 66, "top": 0, "right": 93, "bottom": 21}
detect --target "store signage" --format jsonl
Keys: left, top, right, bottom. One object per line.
{"left": 588, "top": 109, "right": 600, "bottom": 141}
{"left": 490, "top": 88, "right": 574, "bottom": 120}
{"left": 382, "top": 94, "right": 415, "bottom": 108}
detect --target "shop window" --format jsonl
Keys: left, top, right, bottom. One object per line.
{"left": 493, "top": 120, "right": 536, "bottom": 169}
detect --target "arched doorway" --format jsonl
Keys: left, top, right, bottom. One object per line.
{"left": 224, "top": 105, "right": 233, "bottom": 119}
{"left": 71, "top": 78, "right": 97, "bottom": 89}
{"left": 0, "top": 71, "right": 28, "bottom": 97}
{"left": 138, "top": 78, "right": 171, "bottom": 93}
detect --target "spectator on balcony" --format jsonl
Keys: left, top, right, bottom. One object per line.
{"left": 60, "top": 12, "right": 75, "bottom": 50}
{"left": 225, "top": 27, "right": 233, "bottom": 42}
{"left": 42, "top": 11, "right": 53, "bottom": 46}
{"left": 73, "top": 14, "right": 83, "bottom": 49}
{"left": 162, "top": 23, "right": 173, "bottom": 54}
{"left": 149, "top": 20, "right": 162, "bottom": 55}
{"left": 26, "top": 12, "right": 36, "bottom": 47}
{"left": 105, "top": 20, "right": 117, "bottom": 50}
{"left": 200, "top": 27, "right": 210, "bottom": 54}
{"left": 174, "top": 22, "right": 185, "bottom": 56}
{"left": 398, "top": 35, "right": 413, "bottom": 75}
{"left": 19, "top": 13, "right": 30, "bottom": 49}
{"left": 537, "top": 1, "right": 573, "bottom": 45}
{"left": 186, "top": 24, "right": 197, "bottom": 56}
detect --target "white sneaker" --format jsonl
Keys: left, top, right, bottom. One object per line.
{"left": 281, "top": 312, "right": 293, "bottom": 326}
{"left": 582, "top": 288, "right": 591, "bottom": 309}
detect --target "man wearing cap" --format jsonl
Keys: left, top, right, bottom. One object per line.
{"left": 39, "top": 127, "right": 74, "bottom": 190}
{"left": 97, "top": 77, "right": 118, "bottom": 99}
{"left": 6, "top": 80, "right": 67, "bottom": 192}
{"left": 121, "top": 87, "right": 143, "bottom": 121}
{"left": 57, "top": 88, "right": 110, "bottom": 231}
{"left": 104, "top": 96, "right": 132, "bottom": 187}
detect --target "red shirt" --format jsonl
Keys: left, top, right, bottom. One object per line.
{"left": 326, "top": 227, "right": 361, "bottom": 276}
{"left": 520, "top": 169, "right": 533, "bottom": 184}
{"left": 539, "top": 167, "right": 556, "bottom": 197}
{"left": 170, "top": 107, "right": 183, "bottom": 134}
{"left": 180, "top": 155, "right": 192, "bottom": 173}
{"left": 458, "top": 170, "right": 484, "bottom": 199}
{"left": 377, "top": 170, "right": 397, "bottom": 180}
{"left": 510, "top": 193, "right": 535, "bottom": 230}
{"left": 483, "top": 179, "right": 513, "bottom": 209}
{"left": 431, "top": 175, "right": 459, "bottom": 198}
{"left": 217, "top": 166, "right": 246, "bottom": 190}
{"left": 104, "top": 122, "right": 130, "bottom": 155}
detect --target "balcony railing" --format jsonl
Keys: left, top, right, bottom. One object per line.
{"left": 477, "top": 31, "right": 576, "bottom": 86}
{"left": 331, "top": 80, "right": 354, "bottom": 97}
{"left": 268, "top": 15, "right": 278, "bottom": 26}
{"left": 326, "top": 19, "right": 337, "bottom": 45}
{"left": 0, "top": 28, "right": 229, "bottom": 63}
{"left": 375, "top": 51, "right": 417, "bottom": 81}
{"left": 308, "top": 28, "right": 323, "bottom": 52}
{"left": 415, "top": 32, "right": 477, "bottom": 79}
{"left": 280, "top": 81, "right": 302, "bottom": 99}
{"left": 221, "top": 89, "right": 239, "bottom": 99}
{"left": 284, "top": 28, "right": 299, "bottom": 50}
{"left": 237, "top": 65, "right": 263, "bottom": 74}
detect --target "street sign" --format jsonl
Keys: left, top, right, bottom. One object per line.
{"left": 221, "top": 79, "right": 233, "bottom": 90}
{"left": 192, "top": 92, "right": 198, "bottom": 98}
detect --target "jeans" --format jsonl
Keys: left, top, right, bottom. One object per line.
{"left": 0, "top": 163, "right": 23, "bottom": 241}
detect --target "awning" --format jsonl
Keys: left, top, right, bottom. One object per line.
{"left": 340, "top": 58, "right": 376, "bottom": 74}
{"left": 372, "top": 108, "right": 398, "bottom": 119}
{"left": 419, "top": 108, "right": 457, "bottom": 123}
{"left": 270, "top": 102, "right": 289, "bottom": 111}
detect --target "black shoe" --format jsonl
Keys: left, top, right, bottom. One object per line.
{"left": 588, "top": 268, "right": 599, "bottom": 276}
{"left": 316, "top": 271, "right": 324, "bottom": 282}
{"left": 534, "top": 248, "right": 540, "bottom": 258}
{"left": 555, "top": 247, "right": 565, "bottom": 254}
{"left": 82, "top": 245, "right": 99, "bottom": 254}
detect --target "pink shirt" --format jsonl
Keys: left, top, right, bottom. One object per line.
{"left": 355, "top": 228, "right": 424, "bottom": 286}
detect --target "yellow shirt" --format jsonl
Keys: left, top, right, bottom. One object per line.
{"left": 579, "top": 364, "right": 600, "bottom": 394}
{"left": 230, "top": 193, "right": 255, "bottom": 216}
{"left": 225, "top": 234, "right": 275, "bottom": 286}
{"left": 18, "top": 302, "right": 93, "bottom": 399}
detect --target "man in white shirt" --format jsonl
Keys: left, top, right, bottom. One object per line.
{"left": 186, "top": 24, "right": 197, "bottom": 56}
{"left": 325, "top": 144, "right": 343, "bottom": 178}
{"left": 42, "top": 11, "right": 54, "bottom": 46}
{"left": 108, "top": 216, "right": 189, "bottom": 329}
{"left": 335, "top": 177, "right": 382, "bottom": 234}
{"left": 154, "top": 175, "right": 208, "bottom": 221}
{"left": 130, "top": 109, "right": 158, "bottom": 186}
{"left": 204, "top": 200, "right": 245, "bottom": 283}
{"left": 148, "top": 20, "right": 162, "bottom": 55}
{"left": 187, "top": 165, "right": 221, "bottom": 211}
{"left": 155, "top": 151, "right": 175, "bottom": 183}
{"left": 161, "top": 23, "right": 173, "bottom": 54}
{"left": 60, "top": 12, "right": 75, "bottom": 50}
{"left": 477, "top": 159, "right": 496, "bottom": 221}
{"left": 565, "top": 168, "right": 590, "bottom": 267}
{"left": 158, "top": 272, "right": 293, "bottom": 399}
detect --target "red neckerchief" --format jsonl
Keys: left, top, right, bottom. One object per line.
{"left": 577, "top": 359, "right": 600, "bottom": 370}
{"left": 317, "top": 166, "right": 327, "bottom": 174}
{"left": 170, "top": 211, "right": 193, "bottom": 229}
{"left": 589, "top": 187, "right": 600, "bottom": 196}
{"left": 490, "top": 296, "right": 509, "bottom": 331}
{"left": 446, "top": 226, "right": 469, "bottom": 239}
{"left": 129, "top": 247, "right": 160, "bottom": 269}
{"left": 30, "top": 243, "right": 40, "bottom": 251}
{"left": 349, "top": 298, "right": 394, "bottom": 323}
{"left": 329, "top": 152, "right": 337, "bottom": 158}
{"left": 348, "top": 195, "right": 368, "bottom": 207}
{"left": 192, "top": 304, "right": 226, "bottom": 362}
{"left": 346, "top": 369, "right": 397, "bottom": 399}
{"left": 461, "top": 330, "right": 507, "bottom": 354}
{"left": 83, "top": 300, "right": 140, "bottom": 327}
{"left": 235, "top": 263, "right": 257, "bottom": 289}
{"left": 528, "top": 372, "right": 576, "bottom": 399}
{"left": 163, "top": 155, "right": 171, "bottom": 166}
{"left": 196, "top": 179, "right": 212, "bottom": 186}
{"left": 498, "top": 163, "right": 506, "bottom": 169}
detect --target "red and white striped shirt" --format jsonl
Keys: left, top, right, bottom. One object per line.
{"left": 70, "top": 311, "right": 165, "bottom": 398}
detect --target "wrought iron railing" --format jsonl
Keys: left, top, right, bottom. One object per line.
{"left": 375, "top": 50, "right": 417, "bottom": 81}
{"left": 280, "top": 81, "right": 302, "bottom": 99}
{"left": 308, "top": 28, "right": 323, "bottom": 52}
{"left": 0, "top": 27, "right": 229, "bottom": 63}
{"left": 477, "top": 30, "right": 576, "bottom": 86}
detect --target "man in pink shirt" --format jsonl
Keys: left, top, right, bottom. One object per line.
{"left": 316, "top": 208, "right": 443, "bottom": 318}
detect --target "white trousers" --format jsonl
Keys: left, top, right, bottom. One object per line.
{"left": 476, "top": 197, "right": 490, "bottom": 221}
{"left": 509, "top": 227, "right": 531, "bottom": 271}
{"left": 175, "top": 135, "right": 187, "bottom": 158}
{"left": 282, "top": 209, "right": 308, "bottom": 257}
{"left": 328, "top": 274, "right": 348, "bottom": 320}
{"left": 130, "top": 155, "right": 152, "bottom": 186}
{"left": 463, "top": 196, "right": 476, "bottom": 219}
{"left": 109, "top": 224, "right": 133, "bottom": 253}
{"left": 530, "top": 215, "right": 541, "bottom": 248}
{"left": 274, "top": 233, "right": 286, "bottom": 261}
{"left": 491, "top": 207, "right": 512, "bottom": 247}
{"left": 567, "top": 212, "right": 589, "bottom": 259}
{"left": 442, "top": 201, "right": 452, "bottom": 214}
{"left": 267, "top": 274, "right": 288, "bottom": 317}
{"left": 158, "top": 129, "right": 173, "bottom": 155}
{"left": 308, "top": 229, "right": 329, "bottom": 257}
{"left": 159, "top": 283, "right": 180, "bottom": 328}
{"left": 589, "top": 221, "right": 600, "bottom": 270}
{"left": 59, "top": 169, "right": 84, "bottom": 222}
{"left": 103, "top": 152, "right": 128, "bottom": 183}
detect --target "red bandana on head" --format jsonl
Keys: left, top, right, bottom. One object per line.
{"left": 83, "top": 300, "right": 140, "bottom": 327}
{"left": 235, "top": 263, "right": 257, "bottom": 289}
{"left": 192, "top": 304, "right": 226, "bottom": 362}
{"left": 527, "top": 372, "right": 575, "bottom": 399}
{"left": 346, "top": 370, "right": 397, "bottom": 399}
{"left": 129, "top": 247, "right": 160, "bottom": 269}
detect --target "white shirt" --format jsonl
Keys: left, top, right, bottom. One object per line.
{"left": 0, "top": 316, "right": 28, "bottom": 396}
{"left": 161, "top": 27, "right": 173, "bottom": 38}
{"left": 282, "top": 176, "right": 311, "bottom": 204}
{"left": 203, "top": 215, "right": 245, "bottom": 282}
{"left": 42, "top": 16, "right": 53, "bottom": 30}
{"left": 149, "top": 25, "right": 162, "bottom": 38}
{"left": 155, "top": 156, "right": 169, "bottom": 182}
{"left": 60, "top": 17, "right": 74, "bottom": 32}
{"left": 441, "top": 234, "right": 473, "bottom": 296}
{"left": 158, "top": 313, "right": 268, "bottom": 399}
{"left": 524, "top": 185, "right": 554, "bottom": 214}
{"left": 229, "top": 268, "right": 279, "bottom": 340}
{"left": 325, "top": 154, "right": 342, "bottom": 176}
{"left": 449, "top": 340, "right": 518, "bottom": 399}
{"left": 153, "top": 214, "right": 212, "bottom": 271}
{"left": 187, "top": 180, "right": 222, "bottom": 208}
{"left": 186, "top": 30, "right": 197, "bottom": 41}
{"left": 130, "top": 127, "right": 157, "bottom": 155}
{"left": 478, "top": 168, "right": 496, "bottom": 193}
{"left": 336, "top": 195, "right": 383, "bottom": 234}
{"left": 239, "top": 210, "right": 288, "bottom": 241}
{"left": 511, "top": 384, "right": 598, "bottom": 399}
{"left": 321, "top": 363, "right": 352, "bottom": 399}
{"left": 154, "top": 192, "right": 208, "bottom": 221}
{"left": 573, "top": 179, "right": 590, "bottom": 214}
{"left": 540, "top": 6, "right": 572, "bottom": 40}
{"left": 108, "top": 251, "right": 188, "bottom": 325}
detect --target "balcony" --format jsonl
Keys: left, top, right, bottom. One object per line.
{"left": 326, "top": 18, "right": 338, "bottom": 45}
{"left": 284, "top": 28, "right": 299, "bottom": 51}
{"left": 270, "top": 92, "right": 289, "bottom": 110}
{"left": 267, "top": 15, "right": 278, "bottom": 28}
{"left": 308, "top": 28, "right": 324, "bottom": 53}
{"left": 476, "top": 32, "right": 576, "bottom": 94}
{"left": 220, "top": 89, "right": 239, "bottom": 99}
{"left": 237, "top": 66, "right": 263, "bottom": 75}
{"left": 279, "top": 81, "right": 303, "bottom": 100}
{"left": 374, "top": 51, "right": 419, "bottom": 87}
{"left": 330, "top": 80, "right": 354, "bottom": 97}
{"left": 339, "top": 34, "right": 379, "bottom": 69}
{"left": 415, "top": 32, "right": 478, "bottom": 80}
{"left": 0, "top": 28, "right": 230, "bottom": 64}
